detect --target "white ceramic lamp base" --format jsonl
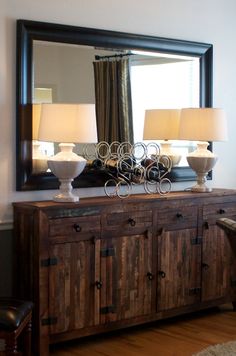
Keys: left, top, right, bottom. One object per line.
{"left": 51, "top": 178, "right": 79, "bottom": 202}
{"left": 187, "top": 142, "right": 218, "bottom": 193}
{"left": 48, "top": 143, "right": 86, "bottom": 202}
{"left": 32, "top": 141, "right": 48, "bottom": 173}
{"left": 160, "top": 141, "right": 181, "bottom": 167}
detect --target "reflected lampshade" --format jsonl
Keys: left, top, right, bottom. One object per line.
{"left": 143, "top": 108, "right": 181, "bottom": 166}
{"left": 32, "top": 103, "right": 42, "bottom": 140}
{"left": 143, "top": 108, "right": 181, "bottom": 140}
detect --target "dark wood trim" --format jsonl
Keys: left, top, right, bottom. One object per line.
{"left": 16, "top": 19, "right": 213, "bottom": 191}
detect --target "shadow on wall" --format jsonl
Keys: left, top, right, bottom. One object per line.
{"left": 0, "top": 230, "right": 13, "bottom": 296}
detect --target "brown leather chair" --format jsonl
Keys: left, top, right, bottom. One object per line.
{"left": 216, "top": 217, "right": 236, "bottom": 235}
{"left": 0, "top": 298, "right": 33, "bottom": 355}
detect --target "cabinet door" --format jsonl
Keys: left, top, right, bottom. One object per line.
{"left": 202, "top": 224, "right": 236, "bottom": 302}
{"left": 202, "top": 203, "right": 236, "bottom": 302}
{"left": 99, "top": 231, "right": 153, "bottom": 323}
{"left": 48, "top": 239, "right": 100, "bottom": 334}
{"left": 157, "top": 229, "right": 201, "bottom": 311}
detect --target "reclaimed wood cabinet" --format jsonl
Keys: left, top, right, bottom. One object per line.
{"left": 201, "top": 202, "right": 236, "bottom": 302}
{"left": 156, "top": 204, "right": 201, "bottom": 311}
{"left": 13, "top": 189, "right": 236, "bottom": 355}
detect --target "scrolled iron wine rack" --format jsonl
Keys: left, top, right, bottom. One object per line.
{"left": 83, "top": 141, "right": 172, "bottom": 198}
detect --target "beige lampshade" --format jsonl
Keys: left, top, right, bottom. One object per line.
{"left": 178, "top": 108, "right": 228, "bottom": 141}
{"left": 32, "top": 103, "right": 42, "bottom": 140}
{"left": 143, "top": 109, "right": 181, "bottom": 140}
{"left": 38, "top": 103, "right": 98, "bottom": 143}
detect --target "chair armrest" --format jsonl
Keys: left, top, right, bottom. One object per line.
{"left": 216, "top": 217, "right": 236, "bottom": 235}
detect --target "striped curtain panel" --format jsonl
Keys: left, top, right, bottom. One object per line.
{"left": 93, "top": 58, "right": 134, "bottom": 144}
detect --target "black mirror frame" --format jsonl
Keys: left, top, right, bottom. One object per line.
{"left": 16, "top": 19, "right": 213, "bottom": 191}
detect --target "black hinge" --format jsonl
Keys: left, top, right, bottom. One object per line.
{"left": 41, "top": 257, "right": 58, "bottom": 267}
{"left": 231, "top": 279, "right": 236, "bottom": 287}
{"left": 100, "top": 305, "right": 115, "bottom": 314}
{"left": 41, "top": 317, "right": 58, "bottom": 326}
{"left": 189, "top": 287, "right": 201, "bottom": 296}
{"left": 191, "top": 237, "right": 202, "bottom": 245}
{"left": 100, "top": 247, "right": 115, "bottom": 257}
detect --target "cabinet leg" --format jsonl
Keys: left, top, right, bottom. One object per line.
{"left": 22, "top": 320, "right": 32, "bottom": 356}
{"left": 32, "top": 335, "right": 49, "bottom": 356}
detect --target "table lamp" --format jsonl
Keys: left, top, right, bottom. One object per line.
{"left": 143, "top": 109, "right": 181, "bottom": 166}
{"left": 38, "top": 103, "right": 97, "bottom": 202}
{"left": 178, "top": 108, "right": 227, "bottom": 192}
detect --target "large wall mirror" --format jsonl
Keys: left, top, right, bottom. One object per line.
{"left": 16, "top": 19, "right": 213, "bottom": 191}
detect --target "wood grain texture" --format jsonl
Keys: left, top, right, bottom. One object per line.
{"left": 202, "top": 225, "right": 236, "bottom": 302}
{"left": 49, "top": 240, "right": 97, "bottom": 333}
{"left": 157, "top": 229, "right": 201, "bottom": 311}
{"left": 50, "top": 304, "right": 236, "bottom": 356}
{"left": 12, "top": 189, "right": 236, "bottom": 356}
{"left": 100, "top": 231, "right": 152, "bottom": 324}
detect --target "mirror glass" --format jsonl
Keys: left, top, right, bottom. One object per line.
{"left": 16, "top": 20, "right": 213, "bottom": 191}
{"left": 32, "top": 41, "right": 199, "bottom": 170}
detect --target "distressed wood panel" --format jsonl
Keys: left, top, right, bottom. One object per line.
{"left": 202, "top": 225, "right": 236, "bottom": 301}
{"left": 48, "top": 239, "right": 98, "bottom": 334}
{"left": 49, "top": 215, "right": 100, "bottom": 237}
{"left": 157, "top": 228, "right": 201, "bottom": 310}
{"left": 100, "top": 231, "right": 153, "bottom": 323}
{"left": 156, "top": 206, "right": 198, "bottom": 231}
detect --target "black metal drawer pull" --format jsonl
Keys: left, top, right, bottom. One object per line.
{"left": 128, "top": 218, "right": 136, "bottom": 226}
{"left": 95, "top": 281, "right": 102, "bottom": 289}
{"left": 218, "top": 209, "right": 226, "bottom": 214}
{"left": 147, "top": 272, "right": 154, "bottom": 281}
{"left": 158, "top": 270, "right": 166, "bottom": 278}
{"left": 202, "top": 263, "right": 210, "bottom": 270}
{"left": 73, "top": 223, "right": 82, "bottom": 232}
{"left": 176, "top": 213, "right": 183, "bottom": 219}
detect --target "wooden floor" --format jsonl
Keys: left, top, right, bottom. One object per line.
{"left": 50, "top": 304, "right": 236, "bottom": 356}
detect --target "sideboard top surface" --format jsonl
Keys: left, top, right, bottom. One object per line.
{"left": 12, "top": 189, "right": 236, "bottom": 211}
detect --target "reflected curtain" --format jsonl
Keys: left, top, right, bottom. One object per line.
{"left": 93, "top": 58, "right": 134, "bottom": 144}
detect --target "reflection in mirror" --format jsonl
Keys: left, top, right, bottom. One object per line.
{"left": 32, "top": 41, "right": 199, "bottom": 173}
{"left": 130, "top": 51, "right": 199, "bottom": 166}
{"left": 16, "top": 20, "right": 213, "bottom": 190}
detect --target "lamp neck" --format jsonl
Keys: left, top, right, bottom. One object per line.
{"left": 196, "top": 141, "right": 209, "bottom": 151}
{"left": 189, "top": 141, "right": 216, "bottom": 158}
{"left": 59, "top": 143, "right": 75, "bottom": 153}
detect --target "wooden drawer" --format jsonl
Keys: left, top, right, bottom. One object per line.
{"left": 156, "top": 206, "right": 198, "bottom": 230}
{"left": 203, "top": 202, "right": 236, "bottom": 224}
{"left": 104, "top": 210, "right": 152, "bottom": 230}
{"left": 49, "top": 215, "right": 101, "bottom": 237}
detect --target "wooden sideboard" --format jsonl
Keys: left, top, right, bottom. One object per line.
{"left": 13, "top": 189, "right": 236, "bottom": 355}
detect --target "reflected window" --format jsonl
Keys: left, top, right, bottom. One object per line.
{"left": 33, "top": 87, "right": 54, "bottom": 164}
{"left": 130, "top": 53, "right": 199, "bottom": 166}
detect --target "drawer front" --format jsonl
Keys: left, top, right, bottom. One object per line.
{"left": 104, "top": 210, "right": 152, "bottom": 230}
{"left": 49, "top": 215, "right": 101, "bottom": 237}
{"left": 203, "top": 202, "right": 236, "bottom": 224}
{"left": 157, "top": 206, "right": 198, "bottom": 230}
